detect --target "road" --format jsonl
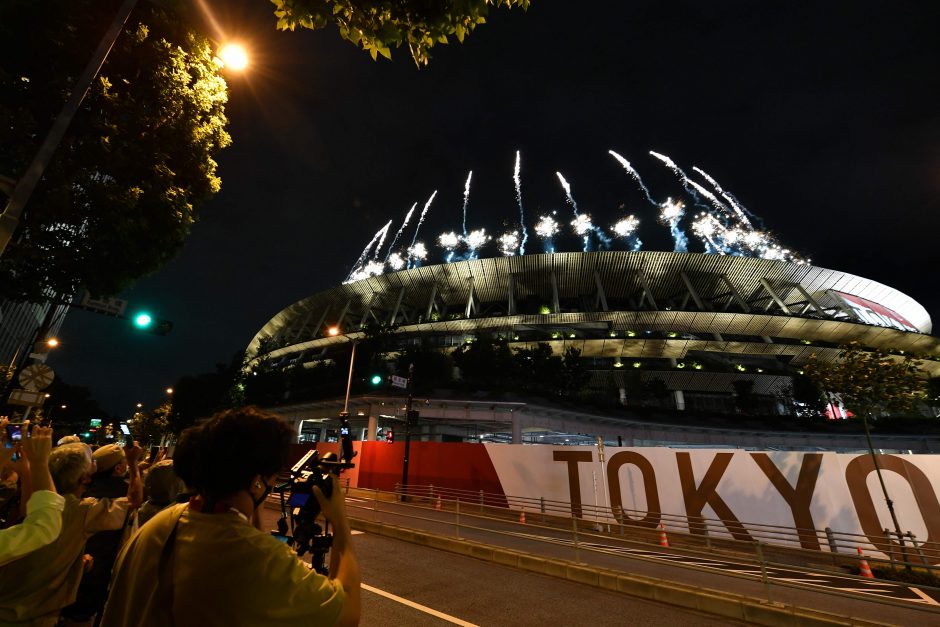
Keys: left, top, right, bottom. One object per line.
{"left": 334, "top": 494, "right": 940, "bottom": 625}
{"left": 260, "top": 507, "right": 739, "bottom": 626}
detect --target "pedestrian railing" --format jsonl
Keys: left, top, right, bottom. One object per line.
{"left": 340, "top": 483, "right": 940, "bottom": 616}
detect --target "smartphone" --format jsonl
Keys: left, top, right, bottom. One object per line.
{"left": 148, "top": 446, "right": 160, "bottom": 463}
{"left": 5, "top": 423, "right": 31, "bottom": 442}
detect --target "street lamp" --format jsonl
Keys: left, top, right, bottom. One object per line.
{"left": 217, "top": 43, "right": 249, "bottom": 71}
{"left": 165, "top": 388, "right": 173, "bottom": 395}
{"left": 46, "top": 338, "right": 60, "bottom": 348}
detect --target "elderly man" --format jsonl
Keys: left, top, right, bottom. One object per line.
{"left": 0, "top": 442, "right": 141, "bottom": 626}
{"left": 0, "top": 421, "right": 64, "bottom": 566}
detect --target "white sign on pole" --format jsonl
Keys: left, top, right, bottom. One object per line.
{"left": 390, "top": 375, "right": 408, "bottom": 389}
{"left": 19, "top": 364, "right": 54, "bottom": 391}
{"left": 8, "top": 388, "right": 45, "bottom": 407}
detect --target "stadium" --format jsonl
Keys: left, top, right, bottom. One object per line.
{"left": 246, "top": 251, "right": 940, "bottom": 450}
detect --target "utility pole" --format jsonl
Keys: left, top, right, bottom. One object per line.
{"left": 400, "top": 363, "right": 414, "bottom": 502}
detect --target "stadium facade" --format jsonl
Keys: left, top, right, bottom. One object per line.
{"left": 248, "top": 251, "right": 939, "bottom": 439}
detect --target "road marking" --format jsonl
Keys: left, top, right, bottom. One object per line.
{"left": 351, "top": 530, "right": 365, "bottom": 535}
{"left": 362, "top": 583, "right": 479, "bottom": 626}
{"left": 907, "top": 587, "right": 940, "bottom": 606}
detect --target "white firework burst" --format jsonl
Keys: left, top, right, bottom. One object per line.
{"left": 407, "top": 242, "right": 428, "bottom": 261}
{"left": 535, "top": 215, "right": 559, "bottom": 238}
{"left": 612, "top": 216, "right": 640, "bottom": 237}
{"left": 465, "top": 228, "right": 490, "bottom": 252}
{"left": 498, "top": 231, "right": 520, "bottom": 256}
{"left": 437, "top": 231, "right": 460, "bottom": 249}
{"left": 571, "top": 214, "right": 594, "bottom": 236}
{"left": 658, "top": 197, "right": 685, "bottom": 223}
{"left": 387, "top": 252, "right": 406, "bottom": 270}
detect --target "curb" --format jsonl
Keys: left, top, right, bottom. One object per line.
{"left": 350, "top": 517, "right": 895, "bottom": 627}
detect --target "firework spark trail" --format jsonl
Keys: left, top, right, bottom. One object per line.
{"left": 384, "top": 202, "right": 417, "bottom": 261}
{"left": 372, "top": 220, "right": 393, "bottom": 260}
{"left": 514, "top": 151, "right": 527, "bottom": 255}
{"left": 691, "top": 213, "right": 726, "bottom": 255}
{"left": 571, "top": 214, "right": 593, "bottom": 251}
{"left": 556, "top": 172, "right": 579, "bottom": 216}
{"left": 409, "top": 190, "right": 438, "bottom": 248}
{"left": 608, "top": 150, "right": 657, "bottom": 206}
{"left": 535, "top": 214, "right": 559, "bottom": 253}
{"left": 686, "top": 180, "right": 736, "bottom": 222}
{"left": 692, "top": 166, "right": 760, "bottom": 228}
{"left": 346, "top": 220, "right": 392, "bottom": 281}
{"left": 461, "top": 170, "right": 472, "bottom": 237}
{"left": 648, "top": 150, "right": 714, "bottom": 213}
{"left": 658, "top": 198, "right": 688, "bottom": 252}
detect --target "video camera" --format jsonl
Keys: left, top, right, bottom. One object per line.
{"left": 275, "top": 447, "right": 355, "bottom": 574}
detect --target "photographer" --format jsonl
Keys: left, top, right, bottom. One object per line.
{"left": 100, "top": 407, "right": 361, "bottom": 627}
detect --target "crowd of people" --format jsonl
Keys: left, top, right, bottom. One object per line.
{"left": 0, "top": 407, "right": 360, "bottom": 626}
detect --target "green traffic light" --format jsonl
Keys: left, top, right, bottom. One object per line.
{"left": 134, "top": 313, "right": 153, "bottom": 328}
{"left": 370, "top": 374, "right": 383, "bottom": 385}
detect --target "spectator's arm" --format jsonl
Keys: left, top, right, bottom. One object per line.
{"left": 124, "top": 443, "right": 143, "bottom": 509}
{"left": 23, "top": 425, "right": 55, "bottom": 495}
{"left": 314, "top": 477, "right": 360, "bottom": 627}
{"left": 0, "top": 490, "right": 65, "bottom": 566}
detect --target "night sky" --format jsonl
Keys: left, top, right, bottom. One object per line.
{"left": 51, "top": 0, "right": 940, "bottom": 417}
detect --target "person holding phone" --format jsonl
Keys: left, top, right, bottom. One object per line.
{"left": 0, "top": 419, "right": 65, "bottom": 566}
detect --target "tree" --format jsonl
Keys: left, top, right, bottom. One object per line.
{"left": 271, "top": 0, "right": 531, "bottom": 66}
{"left": 779, "top": 372, "right": 827, "bottom": 418}
{"left": 0, "top": 0, "right": 230, "bottom": 301}
{"left": 129, "top": 404, "right": 169, "bottom": 446}
{"left": 803, "top": 343, "right": 926, "bottom": 420}
{"left": 803, "top": 342, "right": 927, "bottom": 568}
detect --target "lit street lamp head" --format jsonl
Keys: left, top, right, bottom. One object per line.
{"left": 217, "top": 43, "right": 248, "bottom": 71}
{"left": 327, "top": 326, "right": 340, "bottom": 336}
{"left": 46, "top": 338, "right": 60, "bottom": 348}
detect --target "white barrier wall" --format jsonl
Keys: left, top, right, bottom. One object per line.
{"left": 484, "top": 445, "right": 940, "bottom": 561}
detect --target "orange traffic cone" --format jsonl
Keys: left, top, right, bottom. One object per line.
{"left": 659, "top": 522, "right": 670, "bottom": 548}
{"left": 857, "top": 547, "right": 874, "bottom": 579}
{"left": 519, "top": 506, "right": 526, "bottom": 524}
{"left": 435, "top": 495, "right": 442, "bottom": 511}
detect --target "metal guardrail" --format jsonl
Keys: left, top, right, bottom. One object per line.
{"left": 388, "top": 482, "right": 940, "bottom": 570}
{"left": 341, "top": 483, "right": 940, "bottom": 616}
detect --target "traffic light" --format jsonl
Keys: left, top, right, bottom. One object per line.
{"left": 385, "top": 429, "right": 394, "bottom": 443}
{"left": 130, "top": 311, "right": 173, "bottom": 336}
{"left": 370, "top": 374, "right": 383, "bottom": 385}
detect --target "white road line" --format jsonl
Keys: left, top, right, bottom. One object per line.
{"left": 351, "top": 530, "right": 365, "bottom": 535}
{"left": 909, "top": 587, "right": 940, "bottom": 606}
{"left": 362, "top": 583, "right": 479, "bottom": 626}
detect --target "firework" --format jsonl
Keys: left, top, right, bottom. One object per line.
{"left": 438, "top": 231, "right": 461, "bottom": 262}
{"left": 461, "top": 170, "right": 472, "bottom": 236}
{"left": 385, "top": 202, "right": 417, "bottom": 262}
{"left": 372, "top": 221, "right": 392, "bottom": 260}
{"left": 465, "top": 228, "right": 490, "bottom": 257}
{"left": 535, "top": 215, "right": 559, "bottom": 238}
{"left": 556, "top": 172, "right": 579, "bottom": 215}
{"left": 691, "top": 166, "right": 758, "bottom": 228}
{"left": 612, "top": 216, "right": 642, "bottom": 251}
{"left": 609, "top": 150, "right": 657, "bottom": 206}
{"left": 690, "top": 213, "right": 725, "bottom": 254}
{"left": 386, "top": 252, "right": 406, "bottom": 271}
{"left": 498, "top": 231, "right": 520, "bottom": 256}
{"left": 687, "top": 179, "right": 734, "bottom": 219}
{"left": 407, "top": 242, "right": 427, "bottom": 262}
{"left": 410, "top": 190, "right": 438, "bottom": 248}
{"left": 571, "top": 214, "right": 593, "bottom": 236}
{"left": 346, "top": 220, "right": 392, "bottom": 282}
{"left": 612, "top": 216, "right": 640, "bottom": 237}
{"left": 514, "top": 151, "right": 527, "bottom": 255}
{"left": 658, "top": 197, "right": 688, "bottom": 253}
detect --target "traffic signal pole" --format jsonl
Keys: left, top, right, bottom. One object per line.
{"left": 400, "top": 363, "right": 414, "bottom": 502}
